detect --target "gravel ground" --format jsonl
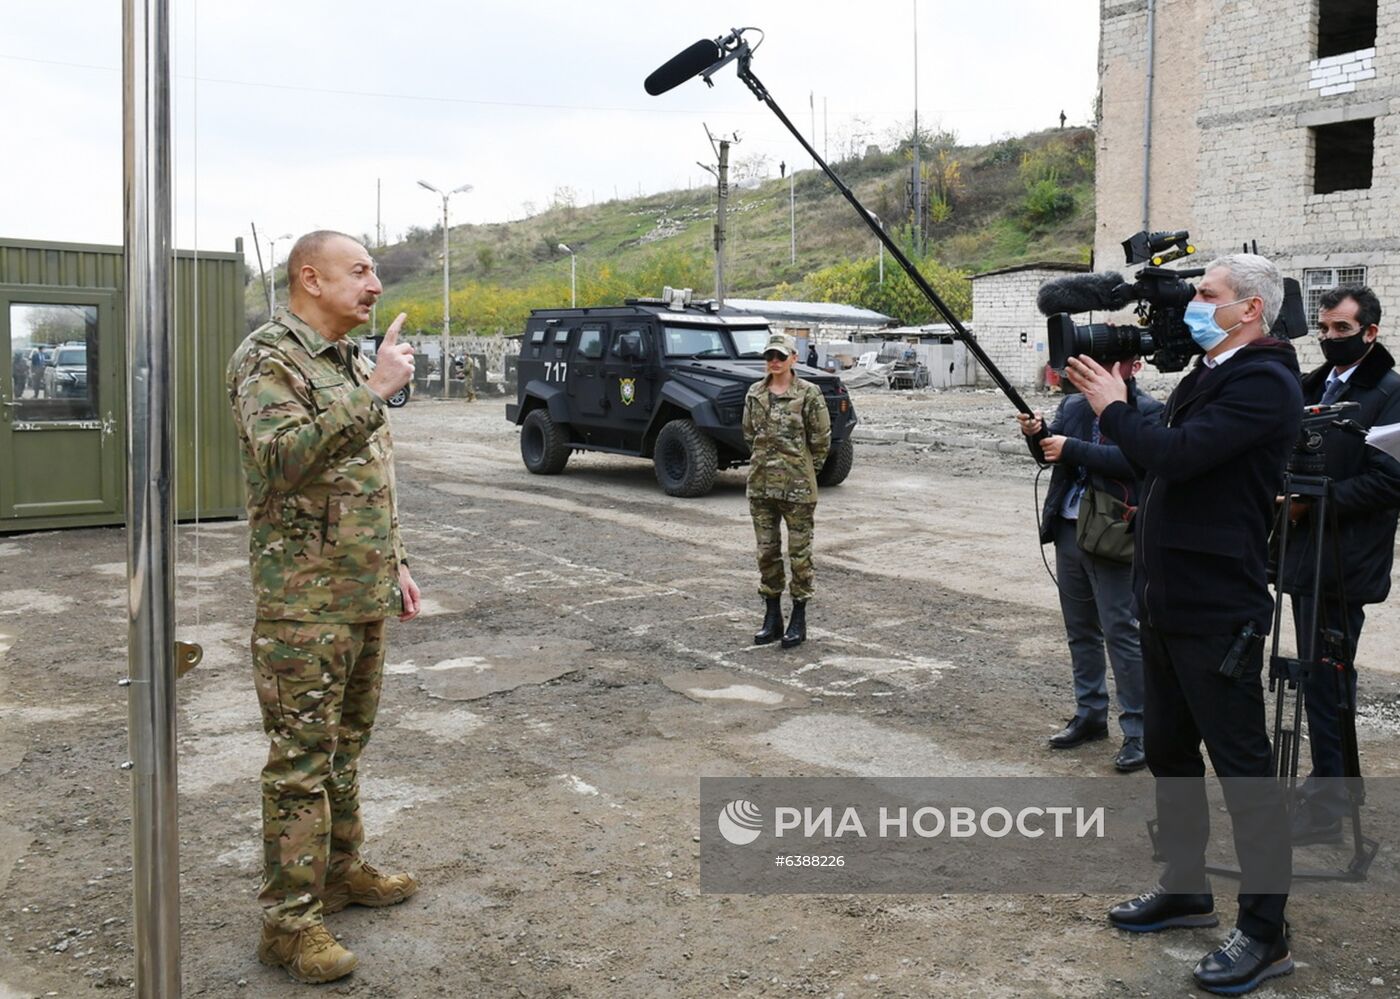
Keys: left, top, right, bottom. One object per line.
{"left": 2, "top": 386, "right": 1398, "bottom": 998}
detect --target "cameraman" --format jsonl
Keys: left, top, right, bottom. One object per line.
{"left": 1066, "top": 254, "right": 1302, "bottom": 996}
{"left": 1280, "top": 284, "right": 1400, "bottom": 844}
{"left": 1017, "top": 357, "right": 1161, "bottom": 772}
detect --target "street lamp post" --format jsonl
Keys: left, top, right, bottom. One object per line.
{"left": 418, "top": 179, "right": 473, "bottom": 395}
{"left": 267, "top": 231, "right": 293, "bottom": 313}
{"left": 558, "top": 243, "right": 576, "bottom": 307}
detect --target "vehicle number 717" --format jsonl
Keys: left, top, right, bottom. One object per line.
{"left": 544, "top": 361, "right": 569, "bottom": 382}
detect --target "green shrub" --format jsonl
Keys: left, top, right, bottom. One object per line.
{"left": 1023, "top": 178, "right": 1076, "bottom": 225}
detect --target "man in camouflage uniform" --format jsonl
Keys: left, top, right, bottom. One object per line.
{"left": 462, "top": 352, "right": 477, "bottom": 402}
{"left": 743, "top": 331, "right": 832, "bottom": 649}
{"left": 227, "top": 230, "right": 422, "bottom": 984}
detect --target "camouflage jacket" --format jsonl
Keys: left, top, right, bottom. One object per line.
{"left": 742, "top": 375, "right": 832, "bottom": 503}
{"left": 227, "top": 307, "right": 406, "bottom": 623}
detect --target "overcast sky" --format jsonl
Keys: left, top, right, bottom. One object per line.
{"left": 2, "top": 1, "right": 1100, "bottom": 263}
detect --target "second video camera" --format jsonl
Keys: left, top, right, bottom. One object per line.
{"left": 1038, "top": 230, "right": 1203, "bottom": 373}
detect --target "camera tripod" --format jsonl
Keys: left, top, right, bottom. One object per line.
{"left": 1254, "top": 466, "right": 1379, "bottom": 882}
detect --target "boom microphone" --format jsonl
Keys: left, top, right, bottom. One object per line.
{"left": 645, "top": 39, "right": 722, "bottom": 96}
{"left": 1035, "top": 270, "right": 1131, "bottom": 316}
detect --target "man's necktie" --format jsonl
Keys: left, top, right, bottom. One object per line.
{"left": 1320, "top": 378, "right": 1346, "bottom": 405}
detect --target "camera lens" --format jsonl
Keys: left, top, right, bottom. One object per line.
{"left": 1047, "top": 316, "right": 1144, "bottom": 369}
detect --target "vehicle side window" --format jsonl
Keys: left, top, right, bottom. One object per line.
{"left": 578, "top": 328, "right": 605, "bottom": 360}
{"left": 612, "top": 328, "right": 649, "bottom": 361}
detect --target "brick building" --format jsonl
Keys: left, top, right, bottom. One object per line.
{"left": 1097, "top": 0, "right": 1397, "bottom": 369}
{"left": 970, "top": 262, "right": 1090, "bottom": 389}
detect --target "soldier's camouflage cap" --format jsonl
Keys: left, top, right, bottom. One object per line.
{"left": 763, "top": 332, "right": 797, "bottom": 357}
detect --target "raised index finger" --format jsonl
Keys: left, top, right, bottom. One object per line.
{"left": 383, "top": 313, "right": 407, "bottom": 346}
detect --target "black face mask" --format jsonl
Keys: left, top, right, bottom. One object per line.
{"left": 1321, "top": 332, "right": 1371, "bottom": 369}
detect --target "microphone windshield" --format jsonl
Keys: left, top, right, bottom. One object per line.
{"left": 1036, "top": 271, "right": 1128, "bottom": 316}
{"left": 645, "top": 39, "right": 721, "bottom": 96}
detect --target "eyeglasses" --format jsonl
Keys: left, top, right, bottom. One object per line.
{"left": 764, "top": 352, "right": 787, "bottom": 361}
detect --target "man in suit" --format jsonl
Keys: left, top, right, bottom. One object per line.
{"left": 1279, "top": 284, "right": 1400, "bottom": 844}
{"left": 1066, "top": 253, "right": 1302, "bottom": 996}
{"left": 1017, "top": 357, "right": 1162, "bottom": 771}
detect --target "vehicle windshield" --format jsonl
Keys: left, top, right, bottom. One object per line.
{"left": 55, "top": 349, "right": 85, "bottom": 366}
{"left": 728, "top": 328, "right": 773, "bottom": 358}
{"left": 662, "top": 326, "right": 729, "bottom": 358}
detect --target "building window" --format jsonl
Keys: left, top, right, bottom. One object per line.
{"left": 1317, "top": 0, "right": 1377, "bottom": 59}
{"left": 1303, "top": 266, "right": 1368, "bottom": 318}
{"left": 1312, "top": 119, "right": 1374, "bottom": 194}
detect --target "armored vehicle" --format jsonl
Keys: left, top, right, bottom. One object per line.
{"left": 506, "top": 289, "right": 858, "bottom": 497}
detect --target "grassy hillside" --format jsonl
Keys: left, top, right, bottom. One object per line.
{"left": 244, "top": 127, "right": 1094, "bottom": 333}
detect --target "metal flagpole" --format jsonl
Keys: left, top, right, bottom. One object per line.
{"left": 123, "top": 0, "right": 182, "bottom": 993}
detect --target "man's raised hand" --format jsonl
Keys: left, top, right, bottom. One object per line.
{"left": 367, "top": 313, "right": 415, "bottom": 400}
{"left": 1064, "top": 355, "right": 1128, "bottom": 416}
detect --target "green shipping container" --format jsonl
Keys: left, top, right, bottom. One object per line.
{"left": 0, "top": 236, "right": 246, "bottom": 533}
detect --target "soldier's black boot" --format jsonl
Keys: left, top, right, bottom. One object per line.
{"left": 754, "top": 597, "right": 784, "bottom": 645}
{"left": 781, "top": 601, "right": 807, "bottom": 649}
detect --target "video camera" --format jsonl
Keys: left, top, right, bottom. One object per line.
{"left": 1038, "top": 230, "right": 1307, "bottom": 372}
{"left": 1289, "top": 401, "right": 1365, "bottom": 476}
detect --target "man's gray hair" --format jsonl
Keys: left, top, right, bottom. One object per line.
{"left": 1205, "top": 253, "right": 1283, "bottom": 329}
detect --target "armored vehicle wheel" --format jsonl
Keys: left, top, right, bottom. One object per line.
{"left": 521, "top": 408, "right": 571, "bottom": 474}
{"left": 654, "top": 419, "right": 718, "bottom": 497}
{"left": 386, "top": 386, "right": 410, "bottom": 408}
{"left": 817, "top": 437, "right": 854, "bottom": 487}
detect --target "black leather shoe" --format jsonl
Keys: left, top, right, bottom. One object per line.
{"left": 754, "top": 597, "right": 784, "bottom": 645}
{"left": 1108, "top": 884, "right": 1218, "bottom": 933}
{"left": 1048, "top": 716, "right": 1109, "bottom": 749}
{"left": 1290, "top": 806, "right": 1343, "bottom": 845}
{"left": 1113, "top": 736, "right": 1146, "bottom": 772}
{"left": 1193, "top": 928, "right": 1293, "bottom": 995}
{"left": 780, "top": 600, "right": 806, "bottom": 649}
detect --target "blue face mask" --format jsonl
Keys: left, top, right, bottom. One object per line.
{"left": 1183, "top": 298, "right": 1249, "bottom": 351}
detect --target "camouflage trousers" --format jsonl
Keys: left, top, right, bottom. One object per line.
{"left": 750, "top": 498, "right": 816, "bottom": 600}
{"left": 251, "top": 618, "right": 386, "bottom": 929}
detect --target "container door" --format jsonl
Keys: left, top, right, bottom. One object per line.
{"left": 0, "top": 289, "right": 122, "bottom": 522}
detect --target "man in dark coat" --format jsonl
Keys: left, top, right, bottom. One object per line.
{"left": 1067, "top": 253, "right": 1302, "bottom": 996}
{"left": 1279, "top": 284, "right": 1400, "bottom": 843}
{"left": 1017, "top": 358, "right": 1163, "bottom": 771}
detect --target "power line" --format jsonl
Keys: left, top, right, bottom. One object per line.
{"left": 0, "top": 51, "right": 1045, "bottom": 120}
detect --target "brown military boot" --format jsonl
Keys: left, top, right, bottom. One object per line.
{"left": 322, "top": 860, "right": 420, "bottom": 914}
{"left": 257, "top": 922, "right": 357, "bottom": 984}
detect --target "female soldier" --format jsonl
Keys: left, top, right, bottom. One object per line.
{"left": 743, "top": 332, "right": 832, "bottom": 648}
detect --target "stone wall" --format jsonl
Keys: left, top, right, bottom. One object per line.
{"left": 971, "top": 266, "right": 1088, "bottom": 388}
{"left": 404, "top": 334, "right": 516, "bottom": 375}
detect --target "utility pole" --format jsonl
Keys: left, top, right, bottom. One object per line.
{"left": 267, "top": 232, "right": 293, "bottom": 313}
{"left": 789, "top": 171, "right": 796, "bottom": 265}
{"left": 823, "top": 96, "right": 828, "bottom": 162}
{"left": 809, "top": 91, "right": 817, "bottom": 169}
{"left": 715, "top": 139, "right": 729, "bottom": 306}
{"left": 372, "top": 177, "right": 382, "bottom": 336}
{"left": 911, "top": 0, "right": 923, "bottom": 252}
{"left": 698, "top": 124, "right": 737, "bottom": 306}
